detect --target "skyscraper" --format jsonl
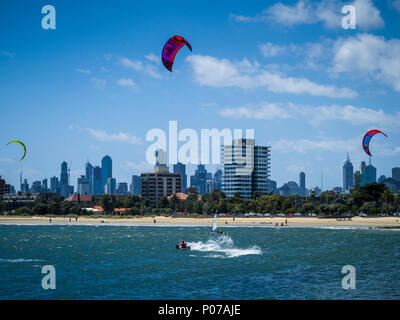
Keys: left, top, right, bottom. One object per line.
{"left": 190, "top": 164, "right": 208, "bottom": 195}
{"left": 299, "top": 172, "right": 306, "bottom": 196}
{"left": 50, "top": 176, "right": 59, "bottom": 194}
{"left": 213, "top": 169, "right": 223, "bottom": 191}
{"left": 343, "top": 153, "right": 354, "bottom": 192}
{"left": 130, "top": 175, "right": 141, "bottom": 195}
{"left": 117, "top": 182, "right": 128, "bottom": 195}
{"left": 85, "top": 162, "right": 94, "bottom": 194}
{"left": 101, "top": 155, "right": 112, "bottom": 192}
{"left": 365, "top": 158, "right": 377, "bottom": 184}
{"left": 60, "top": 161, "right": 72, "bottom": 198}
{"left": 392, "top": 167, "right": 400, "bottom": 182}
{"left": 77, "top": 175, "right": 90, "bottom": 195}
{"left": 222, "top": 138, "right": 271, "bottom": 199}
{"left": 141, "top": 150, "right": 182, "bottom": 205}
{"left": 92, "top": 166, "right": 103, "bottom": 195}
{"left": 173, "top": 162, "right": 187, "bottom": 193}
{"left": 105, "top": 177, "right": 116, "bottom": 194}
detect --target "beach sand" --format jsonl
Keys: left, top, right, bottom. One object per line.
{"left": 0, "top": 215, "right": 400, "bottom": 228}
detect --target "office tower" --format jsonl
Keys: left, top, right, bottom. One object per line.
{"left": 173, "top": 162, "right": 187, "bottom": 193}
{"left": 299, "top": 172, "right": 306, "bottom": 196}
{"left": 60, "top": 161, "right": 72, "bottom": 198}
{"left": 333, "top": 187, "right": 343, "bottom": 194}
{"left": 21, "top": 179, "right": 29, "bottom": 193}
{"left": 0, "top": 176, "right": 11, "bottom": 196}
{"left": 365, "top": 158, "right": 377, "bottom": 184}
{"left": 190, "top": 164, "right": 208, "bottom": 195}
{"left": 130, "top": 175, "right": 141, "bottom": 195}
{"left": 85, "top": 162, "right": 94, "bottom": 194}
{"left": 105, "top": 177, "right": 116, "bottom": 194}
{"left": 392, "top": 167, "right": 400, "bottom": 182}
{"left": 378, "top": 175, "right": 387, "bottom": 183}
{"left": 155, "top": 149, "right": 167, "bottom": 166}
{"left": 213, "top": 169, "right": 223, "bottom": 191}
{"left": 92, "top": 166, "right": 103, "bottom": 195}
{"left": 42, "top": 178, "right": 48, "bottom": 192}
{"left": 222, "top": 138, "right": 271, "bottom": 199}
{"left": 50, "top": 176, "right": 59, "bottom": 194}
{"left": 101, "top": 155, "right": 112, "bottom": 191}
{"left": 141, "top": 150, "right": 181, "bottom": 205}
{"left": 31, "top": 181, "right": 43, "bottom": 193}
{"left": 77, "top": 175, "right": 90, "bottom": 195}
{"left": 343, "top": 153, "right": 354, "bottom": 191}
{"left": 117, "top": 182, "right": 128, "bottom": 195}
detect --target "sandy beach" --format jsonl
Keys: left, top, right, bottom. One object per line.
{"left": 1, "top": 215, "right": 400, "bottom": 228}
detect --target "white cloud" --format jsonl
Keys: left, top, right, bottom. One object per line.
{"left": 231, "top": 0, "right": 384, "bottom": 31}
{"left": 122, "top": 160, "right": 153, "bottom": 173}
{"left": 392, "top": 0, "right": 400, "bottom": 12}
{"left": 91, "top": 78, "right": 106, "bottom": 90}
{"left": 1, "top": 51, "right": 15, "bottom": 58}
{"left": 219, "top": 102, "right": 400, "bottom": 128}
{"left": 120, "top": 56, "right": 162, "bottom": 79}
{"left": 186, "top": 54, "right": 357, "bottom": 98}
{"left": 332, "top": 33, "right": 400, "bottom": 92}
{"left": 117, "top": 78, "right": 136, "bottom": 87}
{"left": 272, "top": 137, "right": 359, "bottom": 154}
{"left": 0, "top": 157, "right": 15, "bottom": 164}
{"left": 86, "top": 128, "right": 143, "bottom": 145}
{"left": 145, "top": 52, "right": 160, "bottom": 64}
{"left": 76, "top": 68, "right": 91, "bottom": 74}
{"left": 266, "top": 0, "right": 314, "bottom": 26}
{"left": 259, "top": 42, "right": 287, "bottom": 57}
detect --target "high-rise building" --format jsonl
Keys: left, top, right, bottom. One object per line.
{"left": 365, "top": 158, "right": 377, "bottom": 184}
{"left": 173, "top": 163, "right": 187, "bottom": 193}
{"left": 60, "top": 161, "right": 72, "bottom": 198}
{"left": 105, "top": 177, "right": 116, "bottom": 194}
{"left": 130, "top": 175, "right": 141, "bottom": 195}
{"left": 42, "top": 179, "right": 48, "bottom": 192}
{"left": 299, "top": 172, "right": 306, "bottom": 196}
{"left": 343, "top": 153, "right": 354, "bottom": 192}
{"left": 213, "top": 169, "right": 223, "bottom": 191}
{"left": 21, "top": 179, "right": 29, "bottom": 193}
{"left": 117, "top": 182, "right": 128, "bottom": 195}
{"left": 92, "top": 166, "right": 103, "bottom": 195}
{"left": 222, "top": 138, "right": 271, "bottom": 199}
{"left": 50, "top": 176, "right": 59, "bottom": 194}
{"left": 392, "top": 167, "right": 400, "bottom": 182}
{"left": 101, "top": 155, "right": 112, "bottom": 192}
{"left": 0, "top": 176, "right": 11, "bottom": 196}
{"left": 85, "top": 162, "right": 94, "bottom": 194}
{"left": 141, "top": 150, "right": 182, "bottom": 205}
{"left": 77, "top": 175, "right": 90, "bottom": 195}
{"left": 190, "top": 164, "right": 209, "bottom": 195}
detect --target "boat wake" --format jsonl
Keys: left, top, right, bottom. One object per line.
{"left": 188, "top": 235, "right": 261, "bottom": 258}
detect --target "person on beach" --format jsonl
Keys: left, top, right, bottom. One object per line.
{"left": 69, "top": 218, "right": 71, "bottom": 222}
{"left": 49, "top": 218, "right": 51, "bottom": 224}
{"left": 285, "top": 219, "right": 287, "bottom": 225}
{"left": 75, "top": 217, "right": 78, "bottom": 222}
{"left": 154, "top": 218, "right": 156, "bottom": 224}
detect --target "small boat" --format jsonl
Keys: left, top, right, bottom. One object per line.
{"left": 176, "top": 244, "right": 190, "bottom": 250}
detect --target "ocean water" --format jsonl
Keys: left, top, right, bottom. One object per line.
{"left": 0, "top": 224, "right": 400, "bottom": 300}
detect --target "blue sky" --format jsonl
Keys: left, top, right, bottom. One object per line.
{"left": 1, "top": 0, "right": 400, "bottom": 191}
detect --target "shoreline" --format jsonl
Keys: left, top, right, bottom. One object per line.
{"left": 1, "top": 216, "right": 400, "bottom": 228}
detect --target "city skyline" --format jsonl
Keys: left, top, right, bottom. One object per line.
{"left": 1, "top": 1, "right": 400, "bottom": 191}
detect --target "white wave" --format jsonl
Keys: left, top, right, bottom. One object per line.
{"left": 0, "top": 258, "right": 43, "bottom": 263}
{"left": 188, "top": 235, "right": 261, "bottom": 258}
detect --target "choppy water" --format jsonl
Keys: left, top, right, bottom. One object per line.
{"left": 0, "top": 225, "right": 399, "bottom": 299}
